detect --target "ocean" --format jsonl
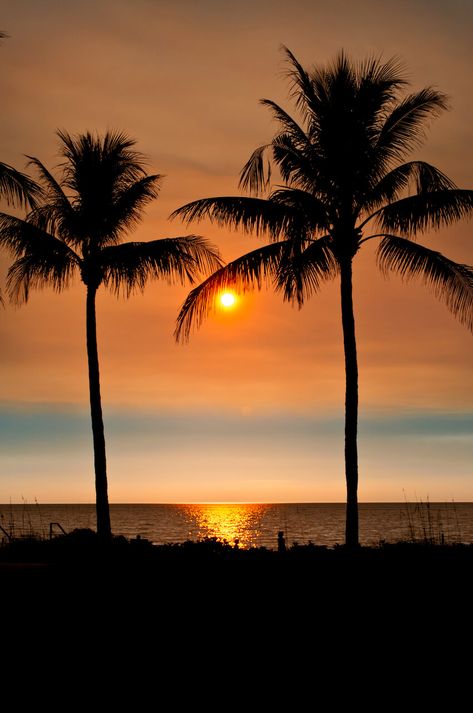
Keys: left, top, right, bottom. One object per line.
{"left": 1, "top": 502, "right": 472, "bottom": 548}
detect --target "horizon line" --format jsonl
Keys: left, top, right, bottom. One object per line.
{"left": 1, "top": 500, "right": 471, "bottom": 506}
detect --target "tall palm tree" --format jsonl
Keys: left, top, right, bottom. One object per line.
{"left": 0, "top": 130, "right": 222, "bottom": 537}
{"left": 171, "top": 50, "right": 473, "bottom": 547}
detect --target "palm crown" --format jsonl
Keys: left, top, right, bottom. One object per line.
{"left": 1, "top": 130, "right": 221, "bottom": 301}
{"left": 172, "top": 49, "right": 473, "bottom": 546}
{"left": 173, "top": 49, "right": 473, "bottom": 339}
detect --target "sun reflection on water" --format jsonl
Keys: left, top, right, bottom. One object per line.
{"left": 179, "top": 504, "right": 267, "bottom": 548}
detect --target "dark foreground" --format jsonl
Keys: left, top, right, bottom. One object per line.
{"left": 2, "top": 531, "right": 471, "bottom": 698}
{"left": 2, "top": 529, "right": 472, "bottom": 608}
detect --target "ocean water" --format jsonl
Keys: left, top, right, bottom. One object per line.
{"left": 1, "top": 502, "right": 472, "bottom": 548}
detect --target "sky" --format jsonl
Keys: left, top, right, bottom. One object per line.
{"left": 0, "top": 0, "right": 472, "bottom": 503}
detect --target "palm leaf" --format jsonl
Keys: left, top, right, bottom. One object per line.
{"left": 271, "top": 133, "right": 324, "bottom": 192}
{"left": 377, "top": 235, "right": 473, "bottom": 330}
{"left": 57, "top": 130, "right": 147, "bottom": 193}
{"left": 100, "top": 236, "right": 222, "bottom": 295}
{"left": 6, "top": 234, "right": 80, "bottom": 303}
{"left": 276, "top": 236, "right": 338, "bottom": 306}
{"left": 175, "top": 241, "right": 289, "bottom": 341}
{"left": 26, "top": 156, "right": 71, "bottom": 204}
{"left": 0, "top": 212, "right": 72, "bottom": 258}
{"left": 170, "top": 196, "right": 298, "bottom": 241}
{"left": 377, "top": 189, "right": 473, "bottom": 234}
{"left": 282, "top": 45, "right": 321, "bottom": 123}
{"left": 376, "top": 88, "right": 448, "bottom": 163}
{"left": 270, "top": 187, "right": 330, "bottom": 235}
{"left": 239, "top": 145, "right": 272, "bottom": 195}
{"left": 0, "top": 162, "right": 43, "bottom": 208}
{"left": 90, "top": 173, "right": 162, "bottom": 248}
{"left": 362, "top": 161, "right": 457, "bottom": 215}
{"left": 260, "top": 99, "right": 308, "bottom": 145}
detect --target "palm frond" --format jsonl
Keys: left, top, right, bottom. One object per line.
{"left": 356, "top": 55, "right": 407, "bottom": 131}
{"left": 57, "top": 130, "right": 148, "bottom": 194}
{"left": 357, "top": 54, "right": 406, "bottom": 89}
{"left": 89, "top": 173, "right": 162, "bottom": 248}
{"left": 100, "top": 236, "right": 223, "bottom": 295}
{"left": 377, "top": 235, "right": 473, "bottom": 330}
{"left": 0, "top": 212, "right": 74, "bottom": 258}
{"left": 0, "top": 162, "right": 43, "bottom": 208}
{"left": 260, "top": 99, "right": 308, "bottom": 145}
{"left": 362, "top": 161, "right": 457, "bottom": 215}
{"left": 26, "top": 156, "right": 69, "bottom": 202}
{"left": 170, "top": 196, "right": 297, "bottom": 241}
{"left": 6, "top": 236, "right": 80, "bottom": 303}
{"left": 377, "top": 189, "right": 473, "bottom": 234}
{"left": 270, "top": 187, "right": 330, "bottom": 234}
{"left": 376, "top": 88, "right": 448, "bottom": 163}
{"left": 276, "top": 236, "right": 338, "bottom": 306}
{"left": 271, "top": 133, "right": 324, "bottom": 192}
{"left": 23, "top": 157, "right": 77, "bottom": 239}
{"left": 175, "top": 241, "right": 288, "bottom": 341}
{"left": 239, "top": 145, "right": 272, "bottom": 195}
{"left": 282, "top": 45, "right": 320, "bottom": 122}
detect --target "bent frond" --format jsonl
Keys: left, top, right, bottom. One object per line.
{"left": 100, "top": 235, "right": 222, "bottom": 295}
{"left": 6, "top": 236, "right": 80, "bottom": 303}
{"left": 260, "top": 100, "right": 308, "bottom": 145}
{"left": 26, "top": 156, "right": 70, "bottom": 205}
{"left": 276, "top": 236, "right": 338, "bottom": 306}
{"left": 378, "top": 235, "right": 473, "bottom": 330}
{"left": 0, "top": 212, "right": 76, "bottom": 258}
{"left": 94, "top": 174, "right": 162, "bottom": 247}
{"left": 239, "top": 145, "right": 272, "bottom": 195}
{"left": 0, "top": 162, "right": 43, "bottom": 208}
{"left": 377, "top": 189, "right": 473, "bottom": 234}
{"left": 377, "top": 88, "right": 448, "bottom": 163}
{"left": 175, "top": 241, "right": 288, "bottom": 341}
{"left": 171, "top": 196, "right": 297, "bottom": 241}
{"left": 270, "top": 188, "right": 330, "bottom": 235}
{"left": 362, "top": 161, "right": 457, "bottom": 215}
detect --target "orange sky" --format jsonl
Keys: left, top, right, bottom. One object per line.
{"left": 0, "top": 0, "right": 472, "bottom": 503}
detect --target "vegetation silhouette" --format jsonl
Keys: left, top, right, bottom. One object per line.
{"left": 0, "top": 131, "right": 222, "bottom": 537}
{"left": 172, "top": 49, "right": 473, "bottom": 547}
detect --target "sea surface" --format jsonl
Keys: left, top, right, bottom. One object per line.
{"left": 1, "top": 502, "right": 472, "bottom": 548}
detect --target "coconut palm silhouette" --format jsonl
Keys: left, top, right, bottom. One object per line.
{"left": 0, "top": 130, "right": 222, "bottom": 536}
{"left": 172, "top": 49, "right": 473, "bottom": 547}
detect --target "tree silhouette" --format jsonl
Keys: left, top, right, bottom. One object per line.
{"left": 172, "top": 50, "right": 473, "bottom": 547}
{"left": 0, "top": 131, "right": 222, "bottom": 537}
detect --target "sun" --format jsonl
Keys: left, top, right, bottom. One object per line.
{"left": 220, "top": 291, "right": 236, "bottom": 308}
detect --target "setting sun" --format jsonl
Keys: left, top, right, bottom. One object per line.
{"left": 220, "top": 292, "right": 236, "bottom": 308}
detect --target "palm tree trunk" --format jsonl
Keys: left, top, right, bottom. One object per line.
{"left": 86, "top": 284, "right": 111, "bottom": 538}
{"left": 340, "top": 258, "right": 359, "bottom": 548}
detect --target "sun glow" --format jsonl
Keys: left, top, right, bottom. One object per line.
{"left": 180, "top": 504, "right": 267, "bottom": 548}
{"left": 220, "top": 291, "right": 236, "bottom": 308}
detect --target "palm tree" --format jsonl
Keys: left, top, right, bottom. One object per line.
{"left": 171, "top": 50, "right": 473, "bottom": 547}
{"left": 0, "top": 130, "right": 222, "bottom": 537}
